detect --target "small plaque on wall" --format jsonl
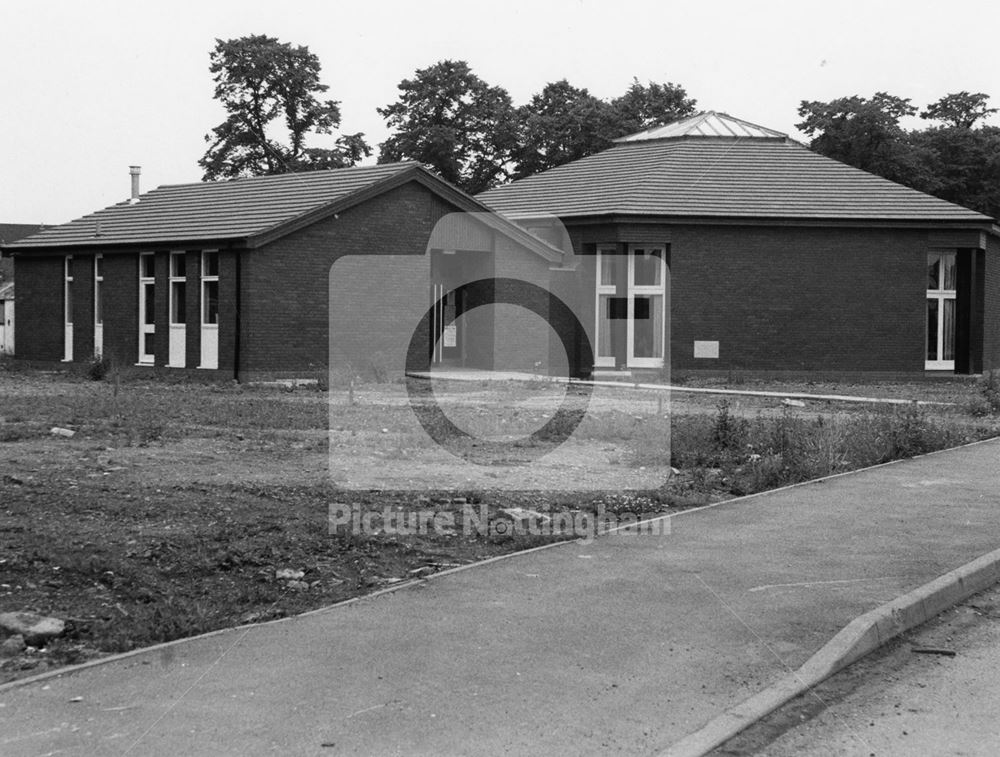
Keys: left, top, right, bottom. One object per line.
{"left": 694, "top": 340, "right": 719, "bottom": 359}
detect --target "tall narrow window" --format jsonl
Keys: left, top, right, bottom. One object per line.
{"left": 138, "top": 253, "right": 155, "bottom": 364}
{"left": 93, "top": 255, "right": 103, "bottom": 357}
{"left": 63, "top": 256, "right": 73, "bottom": 361}
{"left": 630, "top": 247, "right": 665, "bottom": 367}
{"left": 200, "top": 251, "right": 219, "bottom": 369}
{"left": 168, "top": 252, "right": 187, "bottom": 367}
{"left": 595, "top": 247, "right": 623, "bottom": 367}
{"left": 926, "top": 251, "right": 956, "bottom": 370}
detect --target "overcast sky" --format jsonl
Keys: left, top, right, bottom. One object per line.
{"left": 3, "top": 0, "right": 999, "bottom": 225}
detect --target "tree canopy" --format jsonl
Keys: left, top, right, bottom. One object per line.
{"left": 377, "top": 60, "right": 518, "bottom": 194}
{"left": 798, "top": 91, "right": 1000, "bottom": 219}
{"left": 921, "top": 91, "right": 997, "bottom": 129}
{"left": 378, "top": 62, "right": 699, "bottom": 188}
{"left": 512, "top": 80, "right": 617, "bottom": 179}
{"left": 200, "top": 35, "right": 370, "bottom": 180}
{"left": 610, "top": 78, "right": 697, "bottom": 134}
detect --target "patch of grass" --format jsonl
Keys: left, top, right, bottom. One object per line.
{"left": 968, "top": 371, "right": 1000, "bottom": 416}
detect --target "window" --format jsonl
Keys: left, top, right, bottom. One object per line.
{"left": 595, "top": 246, "right": 666, "bottom": 368}
{"left": 170, "top": 252, "right": 186, "bottom": 325}
{"left": 93, "top": 255, "right": 103, "bottom": 357}
{"left": 94, "top": 255, "right": 103, "bottom": 325}
{"left": 168, "top": 252, "right": 187, "bottom": 367}
{"left": 926, "top": 252, "right": 956, "bottom": 370}
{"left": 199, "top": 251, "right": 219, "bottom": 369}
{"left": 202, "top": 251, "right": 219, "bottom": 325}
{"left": 138, "top": 253, "right": 155, "bottom": 364}
{"left": 63, "top": 256, "right": 73, "bottom": 361}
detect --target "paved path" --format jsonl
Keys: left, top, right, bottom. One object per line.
{"left": 2, "top": 440, "right": 999, "bottom": 757}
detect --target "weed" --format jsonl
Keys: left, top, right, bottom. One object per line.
{"left": 711, "top": 400, "right": 749, "bottom": 453}
{"left": 86, "top": 354, "right": 110, "bottom": 381}
{"left": 968, "top": 371, "right": 1000, "bottom": 416}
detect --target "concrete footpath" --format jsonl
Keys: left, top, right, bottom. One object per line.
{"left": 2, "top": 440, "right": 999, "bottom": 757}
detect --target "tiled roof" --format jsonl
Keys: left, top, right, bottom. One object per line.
{"left": 0, "top": 224, "right": 43, "bottom": 245}
{"left": 2, "top": 163, "right": 419, "bottom": 250}
{"left": 479, "top": 132, "right": 992, "bottom": 223}
{"left": 614, "top": 111, "right": 787, "bottom": 142}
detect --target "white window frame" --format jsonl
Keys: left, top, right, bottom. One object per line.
{"left": 138, "top": 252, "right": 155, "bottom": 365}
{"left": 168, "top": 251, "right": 186, "bottom": 367}
{"left": 594, "top": 246, "right": 667, "bottom": 369}
{"left": 594, "top": 246, "right": 618, "bottom": 368}
{"left": 93, "top": 254, "right": 103, "bottom": 358}
{"left": 63, "top": 256, "right": 73, "bottom": 362}
{"left": 926, "top": 251, "right": 956, "bottom": 371}
{"left": 628, "top": 246, "right": 667, "bottom": 368}
{"left": 199, "top": 250, "right": 219, "bottom": 370}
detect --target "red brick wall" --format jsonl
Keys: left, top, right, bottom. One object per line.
{"left": 565, "top": 224, "right": 943, "bottom": 374}
{"left": 12, "top": 255, "right": 63, "bottom": 361}
{"left": 101, "top": 253, "right": 139, "bottom": 367}
{"left": 241, "top": 182, "right": 462, "bottom": 377}
{"left": 668, "top": 225, "right": 929, "bottom": 372}
{"left": 984, "top": 235, "right": 1000, "bottom": 372}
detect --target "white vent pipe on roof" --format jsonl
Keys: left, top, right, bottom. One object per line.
{"left": 129, "top": 166, "right": 141, "bottom": 203}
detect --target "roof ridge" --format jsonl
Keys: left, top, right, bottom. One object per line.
{"left": 154, "top": 161, "right": 418, "bottom": 192}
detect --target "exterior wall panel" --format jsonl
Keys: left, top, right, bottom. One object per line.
{"left": 12, "top": 255, "right": 63, "bottom": 361}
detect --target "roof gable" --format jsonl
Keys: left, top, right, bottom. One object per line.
{"left": 479, "top": 134, "right": 994, "bottom": 225}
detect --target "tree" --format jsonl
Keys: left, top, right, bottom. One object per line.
{"left": 200, "top": 35, "right": 370, "bottom": 180}
{"left": 377, "top": 60, "right": 517, "bottom": 194}
{"left": 796, "top": 92, "right": 924, "bottom": 185}
{"left": 920, "top": 91, "right": 997, "bottom": 129}
{"left": 911, "top": 125, "right": 1000, "bottom": 217}
{"left": 512, "top": 80, "right": 617, "bottom": 179}
{"left": 610, "top": 78, "right": 697, "bottom": 134}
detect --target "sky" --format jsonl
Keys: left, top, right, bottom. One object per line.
{"left": 3, "top": 0, "right": 1000, "bottom": 225}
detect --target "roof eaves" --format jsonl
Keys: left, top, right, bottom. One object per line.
{"left": 491, "top": 210, "right": 999, "bottom": 234}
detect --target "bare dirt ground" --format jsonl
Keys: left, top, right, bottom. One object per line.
{"left": 1, "top": 362, "right": 997, "bottom": 684}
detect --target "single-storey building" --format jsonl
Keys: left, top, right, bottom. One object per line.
{"left": 479, "top": 111, "right": 1000, "bottom": 376}
{"left": 3, "top": 111, "right": 999, "bottom": 379}
{"left": 0, "top": 164, "right": 568, "bottom": 380}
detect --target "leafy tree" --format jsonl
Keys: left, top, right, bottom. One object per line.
{"left": 911, "top": 125, "right": 1000, "bottom": 217}
{"left": 921, "top": 92, "right": 997, "bottom": 129}
{"left": 200, "top": 35, "right": 370, "bottom": 180}
{"left": 610, "top": 78, "right": 697, "bottom": 134}
{"left": 512, "top": 80, "right": 617, "bottom": 179}
{"left": 796, "top": 92, "right": 922, "bottom": 185}
{"left": 377, "top": 60, "right": 517, "bottom": 194}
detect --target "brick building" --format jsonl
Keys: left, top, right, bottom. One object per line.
{"left": 479, "top": 112, "right": 1000, "bottom": 376}
{"left": 4, "top": 112, "right": 1000, "bottom": 379}
{"left": 0, "top": 164, "right": 563, "bottom": 380}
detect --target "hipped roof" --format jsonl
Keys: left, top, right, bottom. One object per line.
{"left": 479, "top": 112, "right": 994, "bottom": 226}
